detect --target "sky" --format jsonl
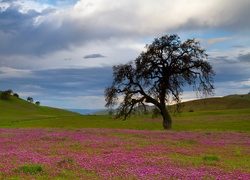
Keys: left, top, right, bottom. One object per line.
{"left": 0, "top": 0, "right": 249, "bottom": 110}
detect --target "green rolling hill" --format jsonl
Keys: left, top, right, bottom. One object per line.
{"left": 1, "top": 93, "right": 249, "bottom": 119}
{"left": 93, "top": 94, "right": 250, "bottom": 114}
{"left": 175, "top": 93, "right": 250, "bottom": 112}
{"left": 0, "top": 93, "right": 249, "bottom": 131}
{"left": 0, "top": 94, "right": 81, "bottom": 125}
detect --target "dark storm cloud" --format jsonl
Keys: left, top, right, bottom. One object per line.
{"left": 209, "top": 56, "right": 237, "bottom": 64}
{"left": 210, "top": 53, "right": 250, "bottom": 65}
{"left": 0, "top": 5, "right": 38, "bottom": 33}
{"left": 209, "top": 54, "right": 250, "bottom": 84}
{"left": 37, "top": 68, "right": 108, "bottom": 94}
{"left": 0, "top": 4, "right": 80, "bottom": 55}
{"left": 0, "top": 4, "right": 62, "bottom": 55}
{"left": 238, "top": 53, "right": 250, "bottom": 63}
{"left": 4, "top": 66, "right": 112, "bottom": 94}
{"left": 83, "top": 54, "right": 106, "bottom": 59}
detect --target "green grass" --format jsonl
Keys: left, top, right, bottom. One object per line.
{"left": 0, "top": 95, "right": 80, "bottom": 124}
{"left": 202, "top": 155, "right": 220, "bottom": 166}
{"left": 1, "top": 108, "right": 249, "bottom": 132}
{"left": 173, "top": 93, "right": 250, "bottom": 112}
{"left": 14, "top": 164, "right": 43, "bottom": 174}
{"left": 203, "top": 155, "right": 220, "bottom": 162}
{"left": 0, "top": 94, "right": 249, "bottom": 132}
{"left": 172, "top": 108, "right": 250, "bottom": 132}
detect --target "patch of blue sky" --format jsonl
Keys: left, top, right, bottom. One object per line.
{"left": 139, "top": 30, "right": 234, "bottom": 52}
{"left": 176, "top": 29, "right": 231, "bottom": 40}
{"left": 199, "top": 29, "right": 233, "bottom": 39}
{"left": 179, "top": 30, "right": 235, "bottom": 51}
{"left": 35, "top": 0, "right": 78, "bottom": 7}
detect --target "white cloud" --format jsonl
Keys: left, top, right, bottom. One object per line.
{"left": 62, "top": 82, "right": 83, "bottom": 87}
{"left": 21, "top": 84, "right": 44, "bottom": 90}
{"left": 0, "top": 67, "right": 32, "bottom": 78}
{"left": 206, "top": 37, "right": 232, "bottom": 46}
{"left": 228, "top": 79, "right": 250, "bottom": 87}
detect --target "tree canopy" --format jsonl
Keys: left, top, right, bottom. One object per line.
{"left": 35, "top": 101, "right": 40, "bottom": 106}
{"left": 27, "top": 97, "right": 34, "bottom": 103}
{"left": 105, "top": 34, "right": 215, "bottom": 129}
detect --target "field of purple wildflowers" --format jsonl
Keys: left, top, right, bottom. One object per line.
{"left": 0, "top": 128, "right": 249, "bottom": 179}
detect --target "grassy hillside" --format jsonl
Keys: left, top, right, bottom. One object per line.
{"left": 0, "top": 94, "right": 249, "bottom": 132}
{"left": 172, "top": 94, "right": 250, "bottom": 112}
{"left": 0, "top": 95, "right": 81, "bottom": 126}
{"left": 93, "top": 94, "right": 250, "bottom": 115}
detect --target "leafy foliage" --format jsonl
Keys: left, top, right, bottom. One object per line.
{"left": 13, "top": 93, "right": 19, "bottom": 98}
{"left": 0, "top": 91, "right": 11, "bottom": 100}
{"left": 6, "top": 89, "right": 13, "bottom": 95}
{"left": 35, "top": 101, "right": 40, "bottom": 106}
{"left": 0, "top": 89, "right": 20, "bottom": 100}
{"left": 27, "top": 96, "right": 34, "bottom": 103}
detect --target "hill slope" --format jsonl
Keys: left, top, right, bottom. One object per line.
{"left": 93, "top": 94, "right": 250, "bottom": 115}
{"left": 176, "top": 94, "right": 250, "bottom": 112}
{"left": 0, "top": 95, "right": 81, "bottom": 125}
{"left": 0, "top": 93, "right": 249, "bottom": 131}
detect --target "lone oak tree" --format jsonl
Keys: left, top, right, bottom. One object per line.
{"left": 105, "top": 34, "right": 215, "bottom": 130}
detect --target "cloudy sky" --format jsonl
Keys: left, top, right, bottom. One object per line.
{"left": 0, "top": 0, "right": 249, "bottom": 110}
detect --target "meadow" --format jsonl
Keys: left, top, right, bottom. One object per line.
{"left": 0, "top": 128, "right": 249, "bottom": 179}
{"left": 1, "top": 108, "right": 249, "bottom": 132}
{"left": 0, "top": 94, "right": 250, "bottom": 179}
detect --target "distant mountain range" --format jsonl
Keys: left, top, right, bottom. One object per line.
{"left": 65, "top": 109, "right": 106, "bottom": 115}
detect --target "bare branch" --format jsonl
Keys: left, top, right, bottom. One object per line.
{"left": 104, "top": 34, "right": 215, "bottom": 129}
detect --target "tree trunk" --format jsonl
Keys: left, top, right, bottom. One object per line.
{"left": 160, "top": 107, "right": 172, "bottom": 130}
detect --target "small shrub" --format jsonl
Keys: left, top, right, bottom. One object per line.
{"left": 203, "top": 155, "right": 219, "bottom": 162}
{"left": 15, "top": 164, "right": 42, "bottom": 174}
{"left": 235, "top": 150, "right": 241, "bottom": 156}
{"left": 35, "top": 101, "right": 40, "bottom": 105}
{"left": 0, "top": 91, "right": 10, "bottom": 100}
{"left": 185, "top": 139, "right": 198, "bottom": 144}
{"left": 189, "top": 109, "right": 194, "bottom": 112}
{"left": 57, "top": 137, "right": 68, "bottom": 141}
{"left": 203, "top": 155, "right": 220, "bottom": 166}
{"left": 57, "top": 158, "right": 74, "bottom": 167}
{"left": 13, "top": 93, "right": 19, "bottom": 98}
{"left": 66, "top": 158, "right": 74, "bottom": 163}
{"left": 152, "top": 107, "right": 161, "bottom": 118}
{"left": 5, "top": 89, "right": 13, "bottom": 95}
{"left": 27, "top": 96, "right": 34, "bottom": 103}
